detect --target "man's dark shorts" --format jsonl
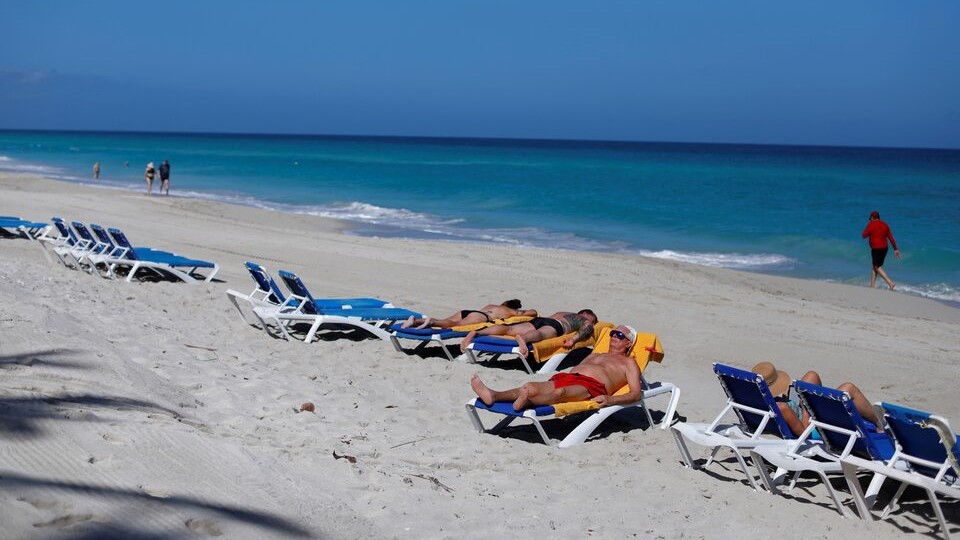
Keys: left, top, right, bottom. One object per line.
{"left": 872, "top": 247, "right": 888, "bottom": 267}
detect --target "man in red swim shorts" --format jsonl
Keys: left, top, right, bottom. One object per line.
{"left": 862, "top": 210, "right": 901, "bottom": 290}
{"left": 470, "top": 325, "right": 644, "bottom": 411}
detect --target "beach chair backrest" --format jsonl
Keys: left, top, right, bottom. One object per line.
{"left": 244, "top": 262, "right": 286, "bottom": 304}
{"left": 90, "top": 224, "right": 115, "bottom": 248}
{"left": 52, "top": 218, "right": 78, "bottom": 245}
{"left": 714, "top": 363, "right": 794, "bottom": 439}
{"left": 795, "top": 381, "right": 894, "bottom": 461}
{"left": 71, "top": 222, "right": 96, "bottom": 244}
{"left": 107, "top": 228, "right": 139, "bottom": 260}
{"left": 277, "top": 270, "right": 318, "bottom": 315}
{"left": 593, "top": 329, "right": 664, "bottom": 375}
{"left": 881, "top": 402, "right": 958, "bottom": 479}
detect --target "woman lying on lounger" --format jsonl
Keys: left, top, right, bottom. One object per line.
{"left": 401, "top": 299, "right": 538, "bottom": 330}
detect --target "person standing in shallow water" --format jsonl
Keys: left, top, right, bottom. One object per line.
{"left": 92, "top": 162, "right": 100, "bottom": 179}
{"left": 158, "top": 160, "right": 171, "bottom": 195}
{"left": 145, "top": 162, "right": 156, "bottom": 195}
{"left": 862, "top": 210, "right": 901, "bottom": 290}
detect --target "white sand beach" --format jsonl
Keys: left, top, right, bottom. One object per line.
{"left": 1, "top": 172, "right": 958, "bottom": 538}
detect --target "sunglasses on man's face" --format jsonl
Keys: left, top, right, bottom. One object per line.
{"left": 610, "top": 329, "right": 628, "bottom": 341}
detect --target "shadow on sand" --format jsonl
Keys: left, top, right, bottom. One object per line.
{"left": 0, "top": 471, "right": 314, "bottom": 538}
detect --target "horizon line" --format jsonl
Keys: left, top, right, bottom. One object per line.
{"left": 0, "top": 127, "right": 957, "bottom": 153}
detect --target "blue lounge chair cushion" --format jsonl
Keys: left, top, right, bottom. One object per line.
{"left": 471, "top": 335, "right": 532, "bottom": 353}
{"left": 0, "top": 218, "right": 48, "bottom": 229}
{"left": 108, "top": 227, "right": 216, "bottom": 268}
{"left": 389, "top": 324, "right": 468, "bottom": 339}
{"left": 714, "top": 363, "right": 795, "bottom": 439}
{"left": 277, "top": 270, "right": 394, "bottom": 312}
{"left": 795, "top": 380, "right": 895, "bottom": 461}
{"left": 882, "top": 402, "right": 960, "bottom": 477}
{"left": 470, "top": 399, "right": 556, "bottom": 418}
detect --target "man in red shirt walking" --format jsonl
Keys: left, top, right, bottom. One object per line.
{"left": 862, "top": 210, "right": 901, "bottom": 290}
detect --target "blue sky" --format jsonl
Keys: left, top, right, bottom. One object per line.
{"left": 2, "top": 1, "right": 959, "bottom": 148}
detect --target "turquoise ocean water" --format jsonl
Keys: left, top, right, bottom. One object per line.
{"left": 1, "top": 130, "right": 958, "bottom": 304}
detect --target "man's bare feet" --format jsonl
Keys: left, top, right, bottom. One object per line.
{"left": 512, "top": 386, "right": 530, "bottom": 411}
{"left": 515, "top": 335, "right": 529, "bottom": 359}
{"left": 461, "top": 331, "right": 477, "bottom": 352}
{"left": 415, "top": 317, "right": 433, "bottom": 329}
{"left": 889, "top": 283, "right": 896, "bottom": 290}
{"left": 401, "top": 315, "right": 416, "bottom": 329}
{"left": 471, "top": 374, "right": 496, "bottom": 406}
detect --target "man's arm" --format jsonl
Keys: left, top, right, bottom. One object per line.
{"left": 887, "top": 229, "right": 899, "bottom": 253}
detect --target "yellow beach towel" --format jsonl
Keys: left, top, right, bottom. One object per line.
{"left": 448, "top": 315, "right": 534, "bottom": 333}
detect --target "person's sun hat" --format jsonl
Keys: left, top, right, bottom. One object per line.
{"left": 147, "top": 162, "right": 154, "bottom": 168}
{"left": 870, "top": 210, "right": 880, "bottom": 219}
{"left": 751, "top": 361, "right": 790, "bottom": 397}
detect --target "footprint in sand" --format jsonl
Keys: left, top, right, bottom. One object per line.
{"left": 17, "top": 497, "right": 70, "bottom": 511}
{"left": 34, "top": 513, "right": 108, "bottom": 529}
{"left": 185, "top": 518, "right": 223, "bottom": 536}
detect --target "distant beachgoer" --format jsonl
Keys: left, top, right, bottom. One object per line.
{"left": 145, "top": 162, "right": 156, "bottom": 195}
{"left": 93, "top": 162, "right": 100, "bottom": 179}
{"left": 158, "top": 160, "right": 171, "bottom": 195}
{"left": 751, "top": 361, "right": 880, "bottom": 436}
{"left": 125, "top": 160, "right": 129, "bottom": 167}
{"left": 470, "top": 325, "right": 641, "bottom": 411}
{"left": 862, "top": 211, "right": 900, "bottom": 290}
{"left": 401, "top": 299, "right": 538, "bottom": 329}
{"left": 460, "top": 309, "right": 598, "bottom": 359}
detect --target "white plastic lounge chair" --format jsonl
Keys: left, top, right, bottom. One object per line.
{"left": 671, "top": 363, "right": 803, "bottom": 491}
{"left": 0, "top": 216, "right": 49, "bottom": 240}
{"left": 227, "top": 262, "right": 394, "bottom": 324}
{"left": 70, "top": 222, "right": 118, "bottom": 272}
{"left": 252, "top": 270, "right": 420, "bottom": 343}
{"left": 840, "top": 402, "right": 960, "bottom": 538}
{"left": 104, "top": 228, "right": 219, "bottom": 283}
{"left": 748, "top": 380, "right": 896, "bottom": 516}
{"left": 46, "top": 218, "right": 95, "bottom": 268}
{"left": 464, "top": 330, "right": 679, "bottom": 448}
{"left": 83, "top": 223, "right": 132, "bottom": 274}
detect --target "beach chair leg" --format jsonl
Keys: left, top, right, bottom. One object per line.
{"left": 817, "top": 471, "right": 850, "bottom": 517}
{"left": 670, "top": 429, "right": 698, "bottom": 468}
{"left": 518, "top": 355, "right": 534, "bottom": 375}
{"left": 638, "top": 398, "right": 655, "bottom": 427}
{"left": 749, "top": 451, "right": 778, "bottom": 493}
{"left": 878, "top": 483, "right": 908, "bottom": 519}
{"left": 528, "top": 418, "right": 553, "bottom": 447}
{"left": 465, "top": 403, "right": 487, "bottom": 433}
{"left": 840, "top": 459, "right": 875, "bottom": 523}
{"left": 729, "top": 448, "right": 762, "bottom": 491}
{"left": 864, "top": 471, "right": 889, "bottom": 510}
{"left": 660, "top": 385, "right": 681, "bottom": 429}
{"left": 558, "top": 408, "right": 621, "bottom": 448}
{"left": 926, "top": 490, "right": 951, "bottom": 540}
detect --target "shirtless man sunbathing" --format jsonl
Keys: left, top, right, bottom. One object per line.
{"left": 401, "top": 299, "right": 538, "bottom": 330}
{"left": 459, "top": 309, "right": 597, "bottom": 359}
{"left": 471, "top": 325, "right": 641, "bottom": 411}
